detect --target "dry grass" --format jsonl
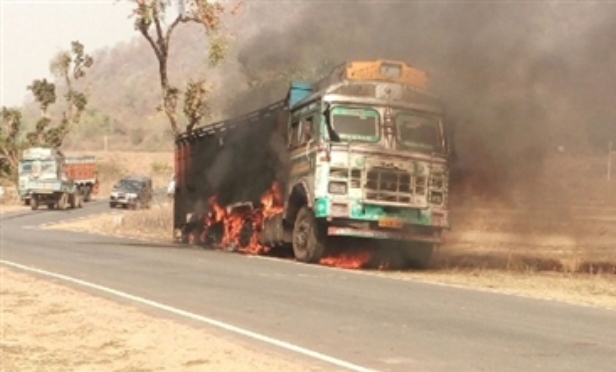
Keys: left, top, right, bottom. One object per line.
{"left": 47, "top": 201, "right": 174, "bottom": 242}
{"left": 0, "top": 184, "right": 25, "bottom": 212}
{"left": 387, "top": 269, "right": 616, "bottom": 310}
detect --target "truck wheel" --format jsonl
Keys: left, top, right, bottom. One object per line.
{"left": 404, "top": 243, "right": 435, "bottom": 269}
{"left": 292, "top": 206, "right": 326, "bottom": 263}
{"left": 77, "top": 194, "right": 83, "bottom": 208}
{"left": 57, "top": 193, "right": 68, "bottom": 210}
{"left": 69, "top": 194, "right": 77, "bottom": 209}
{"left": 83, "top": 186, "right": 91, "bottom": 202}
{"left": 31, "top": 196, "right": 39, "bottom": 211}
{"left": 109, "top": 202, "right": 116, "bottom": 209}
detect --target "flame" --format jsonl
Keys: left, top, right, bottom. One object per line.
{"left": 202, "top": 182, "right": 283, "bottom": 255}
{"left": 319, "top": 250, "right": 372, "bottom": 269}
{"left": 198, "top": 182, "right": 386, "bottom": 270}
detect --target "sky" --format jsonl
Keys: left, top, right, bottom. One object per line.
{"left": 1, "top": 0, "right": 137, "bottom": 107}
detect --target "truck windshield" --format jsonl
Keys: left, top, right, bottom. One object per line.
{"left": 395, "top": 112, "right": 444, "bottom": 153}
{"left": 19, "top": 161, "right": 33, "bottom": 174}
{"left": 330, "top": 106, "right": 379, "bottom": 142}
{"left": 20, "top": 159, "right": 56, "bottom": 177}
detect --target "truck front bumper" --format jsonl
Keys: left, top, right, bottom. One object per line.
{"left": 326, "top": 219, "right": 442, "bottom": 244}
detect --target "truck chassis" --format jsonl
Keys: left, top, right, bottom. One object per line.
{"left": 30, "top": 189, "right": 83, "bottom": 210}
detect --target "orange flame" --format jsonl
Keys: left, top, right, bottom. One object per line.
{"left": 200, "top": 182, "right": 382, "bottom": 270}
{"left": 203, "top": 182, "right": 284, "bottom": 255}
{"left": 319, "top": 250, "right": 372, "bottom": 269}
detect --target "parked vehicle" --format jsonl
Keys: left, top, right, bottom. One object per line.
{"left": 109, "top": 176, "right": 153, "bottom": 209}
{"left": 18, "top": 147, "right": 85, "bottom": 211}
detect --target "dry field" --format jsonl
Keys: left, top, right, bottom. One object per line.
{"left": 47, "top": 200, "right": 174, "bottom": 243}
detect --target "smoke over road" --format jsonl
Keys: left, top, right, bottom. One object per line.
{"left": 224, "top": 1, "right": 616, "bottom": 199}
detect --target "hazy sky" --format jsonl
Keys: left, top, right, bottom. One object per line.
{"left": 1, "top": 0, "right": 137, "bottom": 106}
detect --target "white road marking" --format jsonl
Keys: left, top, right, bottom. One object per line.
{"left": 0, "top": 259, "right": 379, "bottom": 372}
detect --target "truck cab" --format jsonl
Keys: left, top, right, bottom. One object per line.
{"left": 276, "top": 60, "right": 452, "bottom": 266}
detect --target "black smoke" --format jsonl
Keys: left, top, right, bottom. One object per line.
{"left": 221, "top": 1, "right": 616, "bottom": 199}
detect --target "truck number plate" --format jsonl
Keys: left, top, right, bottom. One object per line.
{"left": 378, "top": 217, "right": 404, "bottom": 229}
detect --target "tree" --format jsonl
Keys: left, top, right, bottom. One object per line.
{"left": 46, "top": 41, "right": 94, "bottom": 147}
{"left": 0, "top": 41, "right": 93, "bottom": 178}
{"left": 127, "top": 0, "right": 232, "bottom": 135}
{"left": 0, "top": 107, "right": 23, "bottom": 177}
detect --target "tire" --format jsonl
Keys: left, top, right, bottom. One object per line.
{"left": 31, "top": 196, "right": 39, "bottom": 211}
{"left": 404, "top": 243, "right": 435, "bottom": 269}
{"left": 109, "top": 202, "right": 116, "bottom": 208}
{"left": 69, "top": 194, "right": 76, "bottom": 209}
{"left": 83, "top": 186, "right": 91, "bottom": 202}
{"left": 57, "top": 193, "right": 68, "bottom": 210}
{"left": 292, "top": 206, "right": 326, "bottom": 263}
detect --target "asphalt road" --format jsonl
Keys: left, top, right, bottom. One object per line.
{"left": 1, "top": 199, "right": 616, "bottom": 372}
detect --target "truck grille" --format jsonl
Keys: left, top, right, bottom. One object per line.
{"left": 365, "top": 167, "right": 426, "bottom": 204}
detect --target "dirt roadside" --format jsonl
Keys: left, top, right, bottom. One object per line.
{"left": 0, "top": 266, "right": 326, "bottom": 372}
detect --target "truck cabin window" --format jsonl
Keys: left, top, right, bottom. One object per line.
{"left": 19, "top": 162, "right": 33, "bottom": 173}
{"left": 289, "top": 116, "right": 315, "bottom": 147}
{"left": 395, "top": 113, "right": 443, "bottom": 153}
{"left": 330, "top": 107, "right": 379, "bottom": 142}
{"left": 29, "top": 159, "right": 57, "bottom": 177}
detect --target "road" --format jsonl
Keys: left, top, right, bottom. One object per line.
{"left": 1, "top": 199, "right": 615, "bottom": 372}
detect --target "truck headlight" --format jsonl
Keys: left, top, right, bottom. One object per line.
{"left": 328, "top": 182, "right": 347, "bottom": 195}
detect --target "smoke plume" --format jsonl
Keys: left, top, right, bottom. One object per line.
{"left": 220, "top": 1, "right": 616, "bottom": 200}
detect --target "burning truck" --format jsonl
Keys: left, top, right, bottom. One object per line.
{"left": 174, "top": 60, "right": 455, "bottom": 268}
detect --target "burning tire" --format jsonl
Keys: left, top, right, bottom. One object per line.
{"left": 292, "top": 206, "right": 326, "bottom": 263}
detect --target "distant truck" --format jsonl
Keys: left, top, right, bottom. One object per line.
{"left": 18, "top": 147, "right": 96, "bottom": 210}
{"left": 19, "top": 148, "right": 99, "bottom": 206}
{"left": 174, "top": 60, "right": 454, "bottom": 268}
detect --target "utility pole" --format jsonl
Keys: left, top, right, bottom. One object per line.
{"left": 607, "top": 141, "right": 613, "bottom": 181}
